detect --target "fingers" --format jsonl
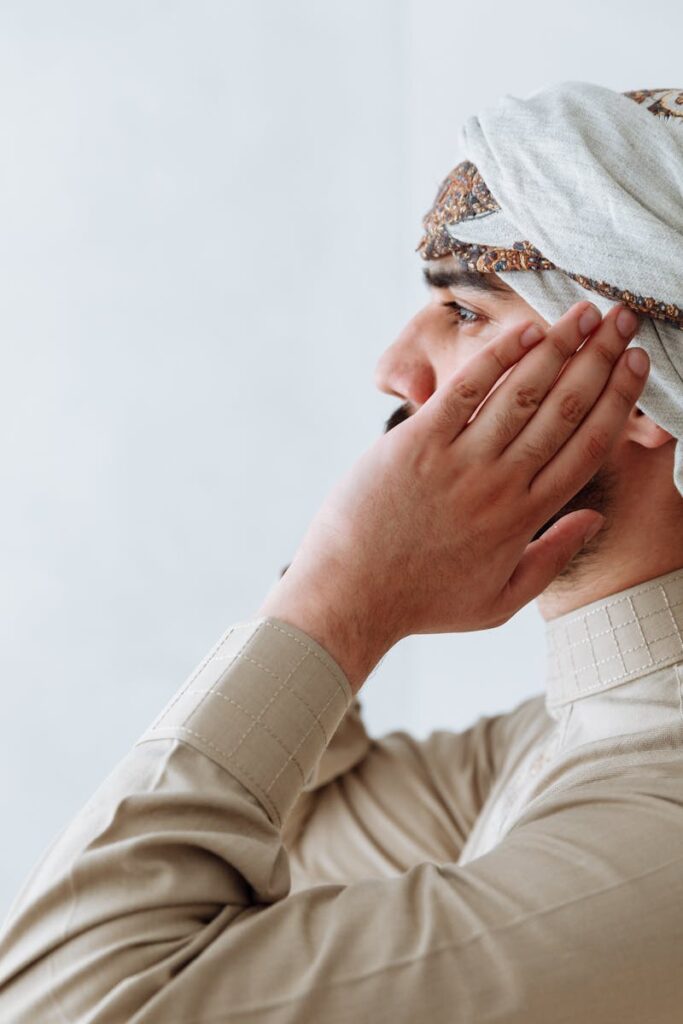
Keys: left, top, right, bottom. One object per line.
{"left": 502, "top": 510, "right": 606, "bottom": 611}
{"left": 470, "top": 300, "right": 603, "bottom": 452}
{"left": 528, "top": 341, "right": 649, "bottom": 517}
{"left": 415, "top": 317, "right": 546, "bottom": 444}
{"left": 503, "top": 304, "right": 640, "bottom": 471}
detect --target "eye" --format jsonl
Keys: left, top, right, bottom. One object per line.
{"left": 442, "top": 301, "right": 482, "bottom": 325}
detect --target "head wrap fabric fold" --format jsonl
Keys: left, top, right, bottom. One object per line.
{"left": 418, "top": 83, "right": 683, "bottom": 497}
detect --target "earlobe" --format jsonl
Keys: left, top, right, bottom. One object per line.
{"left": 626, "top": 407, "right": 675, "bottom": 449}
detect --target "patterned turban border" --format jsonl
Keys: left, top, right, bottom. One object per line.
{"left": 417, "top": 89, "right": 683, "bottom": 331}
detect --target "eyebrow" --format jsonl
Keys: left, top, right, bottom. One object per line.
{"left": 422, "top": 264, "right": 514, "bottom": 298}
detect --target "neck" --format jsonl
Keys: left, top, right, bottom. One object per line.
{"left": 537, "top": 464, "right": 683, "bottom": 622}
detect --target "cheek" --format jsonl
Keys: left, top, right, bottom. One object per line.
{"left": 434, "top": 344, "right": 515, "bottom": 396}
{"left": 431, "top": 334, "right": 491, "bottom": 386}
{"left": 430, "top": 312, "right": 530, "bottom": 398}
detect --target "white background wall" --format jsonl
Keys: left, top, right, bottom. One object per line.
{"left": 2, "top": 0, "right": 682, "bottom": 917}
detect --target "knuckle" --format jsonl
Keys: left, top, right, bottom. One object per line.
{"left": 486, "top": 348, "right": 507, "bottom": 375}
{"left": 585, "top": 429, "right": 610, "bottom": 462}
{"left": 505, "top": 449, "right": 532, "bottom": 480}
{"left": 430, "top": 382, "right": 478, "bottom": 434}
{"left": 514, "top": 384, "right": 541, "bottom": 410}
{"left": 550, "top": 335, "right": 573, "bottom": 361}
{"left": 535, "top": 475, "right": 567, "bottom": 512}
{"left": 558, "top": 390, "right": 586, "bottom": 425}
{"left": 590, "top": 339, "right": 616, "bottom": 369}
{"left": 534, "top": 472, "right": 577, "bottom": 522}
{"left": 494, "top": 405, "right": 521, "bottom": 441}
{"left": 521, "top": 434, "right": 554, "bottom": 465}
{"left": 454, "top": 377, "right": 481, "bottom": 402}
{"left": 430, "top": 406, "right": 455, "bottom": 435}
{"left": 611, "top": 382, "right": 637, "bottom": 410}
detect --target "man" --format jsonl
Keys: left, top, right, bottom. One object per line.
{"left": 1, "top": 82, "right": 683, "bottom": 1023}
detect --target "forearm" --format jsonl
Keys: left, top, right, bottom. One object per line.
{"left": 0, "top": 612, "right": 598, "bottom": 1024}
{"left": 0, "top": 618, "right": 353, "bottom": 1022}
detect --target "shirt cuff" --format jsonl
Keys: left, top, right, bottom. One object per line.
{"left": 135, "top": 617, "right": 354, "bottom": 826}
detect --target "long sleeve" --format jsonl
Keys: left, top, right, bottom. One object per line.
{"left": 282, "top": 695, "right": 528, "bottom": 889}
{"left": 1, "top": 617, "right": 682, "bottom": 1024}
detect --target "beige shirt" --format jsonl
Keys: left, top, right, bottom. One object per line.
{"left": 2, "top": 567, "right": 683, "bottom": 1022}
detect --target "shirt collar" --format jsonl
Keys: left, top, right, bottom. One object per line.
{"left": 544, "top": 566, "right": 683, "bottom": 712}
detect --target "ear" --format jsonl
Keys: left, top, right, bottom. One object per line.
{"left": 625, "top": 407, "right": 675, "bottom": 449}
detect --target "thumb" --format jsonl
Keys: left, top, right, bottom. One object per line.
{"left": 504, "top": 510, "right": 606, "bottom": 611}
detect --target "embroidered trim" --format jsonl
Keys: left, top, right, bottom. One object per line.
{"left": 545, "top": 572, "right": 683, "bottom": 707}
{"left": 417, "top": 88, "right": 683, "bottom": 330}
{"left": 624, "top": 88, "right": 683, "bottom": 119}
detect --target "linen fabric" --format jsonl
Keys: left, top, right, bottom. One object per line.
{"left": 2, "top": 567, "right": 683, "bottom": 1022}
{"left": 418, "top": 83, "right": 683, "bottom": 496}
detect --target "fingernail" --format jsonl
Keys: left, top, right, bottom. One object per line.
{"left": 626, "top": 347, "right": 649, "bottom": 375}
{"left": 578, "top": 304, "right": 602, "bottom": 335}
{"left": 616, "top": 308, "right": 639, "bottom": 338}
{"left": 520, "top": 323, "right": 545, "bottom": 347}
{"left": 584, "top": 517, "right": 605, "bottom": 543}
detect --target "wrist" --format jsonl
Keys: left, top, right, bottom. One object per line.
{"left": 257, "top": 586, "right": 392, "bottom": 694}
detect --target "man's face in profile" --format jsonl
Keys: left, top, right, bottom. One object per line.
{"left": 375, "top": 256, "right": 617, "bottom": 552}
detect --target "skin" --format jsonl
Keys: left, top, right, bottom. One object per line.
{"left": 257, "top": 255, "right": 681, "bottom": 693}
{"left": 374, "top": 256, "right": 683, "bottom": 619}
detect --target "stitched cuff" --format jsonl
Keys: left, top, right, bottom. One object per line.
{"left": 136, "top": 617, "right": 354, "bottom": 826}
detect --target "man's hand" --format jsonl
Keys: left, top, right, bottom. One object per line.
{"left": 257, "top": 301, "right": 648, "bottom": 691}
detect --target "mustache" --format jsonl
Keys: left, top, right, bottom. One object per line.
{"left": 279, "top": 402, "right": 414, "bottom": 579}
{"left": 384, "top": 401, "right": 414, "bottom": 433}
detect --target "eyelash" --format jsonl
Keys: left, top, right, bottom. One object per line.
{"left": 442, "top": 301, "right": 481, "bottom": 325}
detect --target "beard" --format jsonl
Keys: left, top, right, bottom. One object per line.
{"left": 529, "top": 462, "right": 617, "bottom": 582}
{"left": 384, "top": 401, "right": 617, "bottom": 584}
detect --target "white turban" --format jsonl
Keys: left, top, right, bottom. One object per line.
{"left": 418, "top": 83, "right": 683, "bottom": 496}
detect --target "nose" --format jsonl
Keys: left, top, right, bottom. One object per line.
{"left": 374, "top": 313, "right": 437, "bottom": 408}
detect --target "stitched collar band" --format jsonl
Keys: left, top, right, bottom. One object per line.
{"left": 544, "top": 566, "right": 683, "bottom": 711}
